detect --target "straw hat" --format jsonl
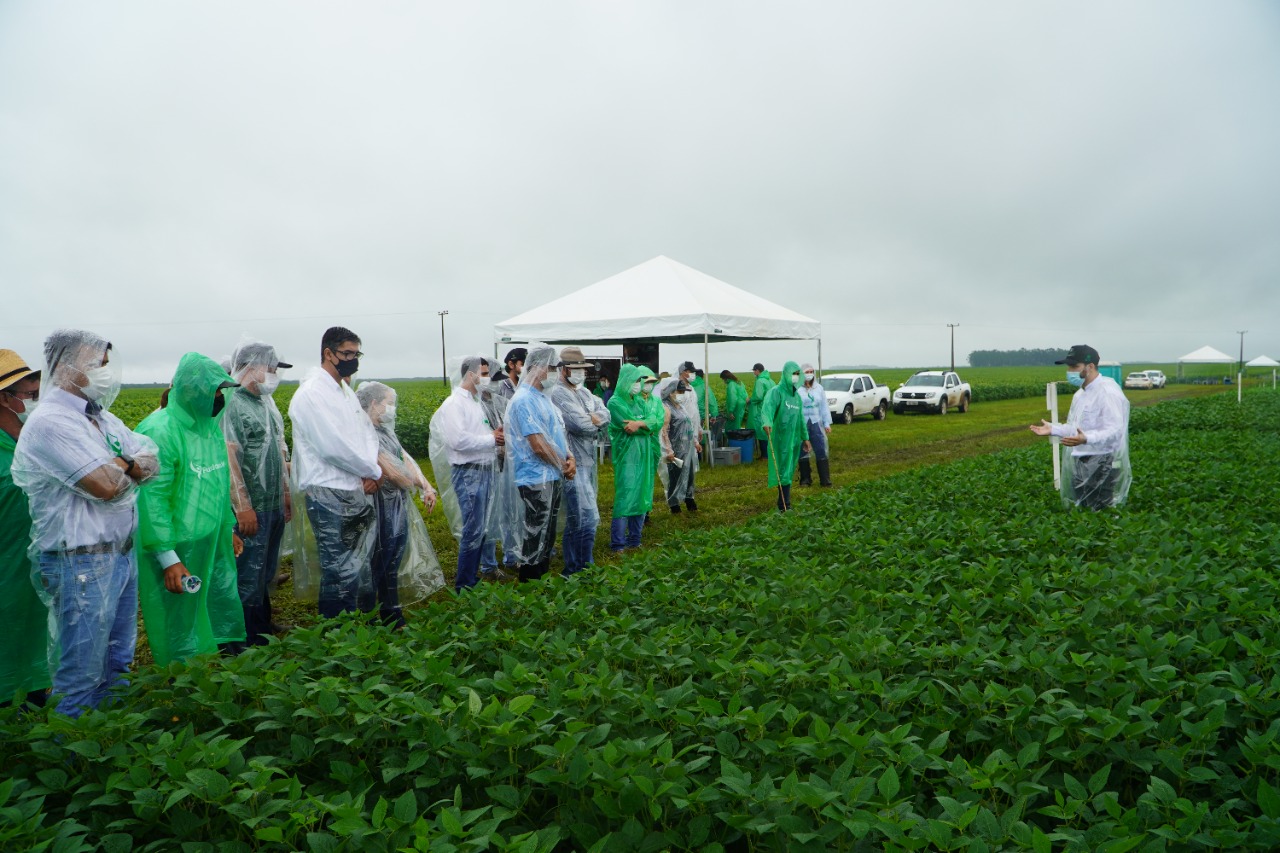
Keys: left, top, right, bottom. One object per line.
{"left": 0, "top": 350, "right": 39, "bottom": 393}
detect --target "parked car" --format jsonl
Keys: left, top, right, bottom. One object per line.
{"left": 892, "top": 371, "right": 971, "bottom": 415}
{"left": 1124, "top": 372, "right": 1154, "bottom": 390}
{"left": 820, "top": 373, "right": 890, "bottom": 423}
{"left": 1144, "top": 370, "right": 1167, "bottom": 389}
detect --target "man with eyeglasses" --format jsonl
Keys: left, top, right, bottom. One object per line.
{"left": 288, "top": 327, "right": 382, "bottom": 618}
{"left": 0, "top": 349, "right": 51, "bottom": 708}
{"left": 11, "top": 330, "right": 160, "bottom": 716}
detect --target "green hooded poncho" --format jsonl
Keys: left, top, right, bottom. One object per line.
{"left": 689, "top": 374, "right": 719, "bottom": 421}
{"left": 761, "top": 361, "right": 807, "bottom": 488}
{"left": 0, "top": 429, "right": 50, "bottom": 700}
{"left": 724, "top": 378, "right": 747, "bottom": 430}
{"left": 635, "top": 367, "right": 665, "bottom": 470}
{"left": 136, "top": 353, "right": 244, "bottom": 665}
{"left": 748, "top": 370, "right": 777, "bottom": 441}
{"left": 607, "top": 364, "right": 657, "bottom": 517}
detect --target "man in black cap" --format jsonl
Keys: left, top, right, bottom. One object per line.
{"left": 495, "top": 347, "right": 526, "bottom": 403}
{"left": 1029, "top": 345, "right": 1131, "bottom": 509}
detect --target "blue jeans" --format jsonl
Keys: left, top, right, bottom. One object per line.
{"left": 802, "top": 421, "right": 829, "bottom": 460}
{"left": 371, "top": 490, "right": 409, "bottom": 624}
{"left": 236, "top": 508, "right": 284, "bottom": 644}
{"left": 480, "top": 540, "right": 498, "bottom": 572}
{"left": 452, "top": 464, "right": 494, "bottom": 590}
{"left": 305, "top": 488, "right": 376, "bottom": 618}
{"left": 38, "top": 549, "right": 137, "bottom": 718}
{"left": 609, "top": 515, "right": 644, "bottom": 551}
{"left": 561, "top": 477, "right": 599, "bottom": 575}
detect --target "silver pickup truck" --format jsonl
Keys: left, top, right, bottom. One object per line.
{"left": 892, "top": 370, "right": 971, "bottom": 415}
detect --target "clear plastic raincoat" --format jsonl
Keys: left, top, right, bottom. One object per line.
{"left": 549, "top": 369, "right": 606, "bottom": 574}
{"left": 607, "top": 364, "right": 657, "bottom": 518}
{"left": 1052, "top": 375, "right": 1132, "bottom": 509}
{"left": 12, "top": 330, "right": 159, "bottom": 716}
{"left": 761, "top": 361, "right": 807, "bottom": 488}
{"left": 657, "top": 378, "right": 698, "bottom": 507}
{"left": 748, "top": 369, "right": 777, "bottom": 441}
{"left": 504, "top": 346, "right": 568, "bottom": 577}
{"left": 135, "top": 353, "right": 244, "bottom": 664}
{"left": 357, "top": 382, "right": 444, "bottom": 618}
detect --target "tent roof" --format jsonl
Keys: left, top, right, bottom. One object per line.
{"left": 1177, "top": 345, "right": 1234, "bottom": 363}
{"left": 494, "top": 255, "right": 820, "bottom": 345}
{"left": 1247, "top": 355, "right": 1280, "bottom": 367}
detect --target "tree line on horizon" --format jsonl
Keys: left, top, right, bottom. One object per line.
{"left": 968, "top": 348, "right": 1064, "bottom": 367}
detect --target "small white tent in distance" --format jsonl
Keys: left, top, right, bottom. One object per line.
{"left": 1176, "top": 345, "right": 1234, "bottom": 381}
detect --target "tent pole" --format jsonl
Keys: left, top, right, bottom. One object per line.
{"left": 817, "top": 337, "right": 823, "bottom": 377}
{"left": 705, "top": 333, "right": 712, "bottom": 469}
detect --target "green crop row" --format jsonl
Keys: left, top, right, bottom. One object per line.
{"left": 4, "top": 390, "right": 1279, "bottom": 850}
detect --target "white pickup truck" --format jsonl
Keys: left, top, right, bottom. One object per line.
{"left": 892, "top": 370, "right": 971, "bottom": 415}
{"left": 820, "top": 373, "right": 892, "bottom": 423}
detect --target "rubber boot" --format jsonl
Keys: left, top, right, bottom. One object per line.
{"left": 817, "top": 457, "right": 832, "bottom": 487}
{"left": 798, "top": 456, "right": 813, "bottom": 486}
{"left": 669, "top": 503, "right": 681, "bottom": 514}
{"left": 518, "top": 563, "right": 545, "bottom": 583}
{"left": 685, "top": 498, "right": 698, "bottom": 512}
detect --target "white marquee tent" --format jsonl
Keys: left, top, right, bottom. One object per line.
{"left": 1246, "top": 355, "right": 1280, "bottom": 368}
{"left": 1176, "top": 345, "right": 1234, "bottom": 379}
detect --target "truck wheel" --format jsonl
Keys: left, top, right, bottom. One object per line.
{"left": 958, "top": 394, "right": 969, "bottom": 413}
{"left": 873, "top": 401, "right": 887, "bottom": 420}
{"left": 842, "top": 404, "right": 854, "bottom": 425}
{"left": 938, "top": 398, "right": 948, "bottom": 415}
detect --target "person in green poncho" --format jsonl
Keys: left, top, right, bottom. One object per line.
{"left": 690, "top": 369, "right": 719, "bottom": 423}
{"left": 761, "top": 361, "right": 810, "bottom": 512}
{"left": 0, "top": 350, "right": 50, "bottom": 707}
{"left": 607, "top": 364, "right": 656, "bottom": 550}
{"left": 748, "top": 362, "right": 776, "bottom": 462}
{"left": 136, "top": 352, "right": 246, "bottom": 664}
{"left": 720, "top": 369, "right": 747, "bottom": 431}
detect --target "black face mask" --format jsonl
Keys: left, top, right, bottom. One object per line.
{"left": 212, "top": 395, "right": 225, "bottom": 417}
{"left": 336, "top": 357, "right": 359, "bottom": 378}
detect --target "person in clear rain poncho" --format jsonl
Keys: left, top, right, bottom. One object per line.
{"left": 1030, "top": 344, "right": 1132, "bottom": 509}
{"left": 761, "top": 361, "right": 810, "bottom": 512}
{"left": 357, "top": 381, "right": 442, "bottom": 625}
{"left": 658, "top": 377, "right": 701, "bottom": 513}
{"left": 548, "top": 346, "right": 607, "bottom": 575}
{"left": 504, "top": 345, "right": 574, "bottom": 582}
{"left": 429, "top": 356, "right": 504, "bottom": 590}
{"left": 135, "top": 353, "right": 245, "bottom": 662}
{"left": 288, "top": 327, "right": 381, "bottom": 617}
{"left": 223, "top": 340, "right": 293, "bottom": 646}
{"left": 797, "top": 363, "right": 833, "bottom": 487}
{"left": 607, "top": 363, "right": 656, "bottom": 550}
{"left": 12, "top": 330, "right": 160, "bottom": 716}
{"left": 0, "top": 349, "right": 51, "bottom": 707}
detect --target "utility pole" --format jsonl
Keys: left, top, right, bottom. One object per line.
{"left": 947, "top": 323, "right": 959, "bottom": 373}
{"left": 1238, "top": 329, "right": 1247, "bottom": 376}
{"left": 439, "top": 310, "right": 449, "bottom": 387}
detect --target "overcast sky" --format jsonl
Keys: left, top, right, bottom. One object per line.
{"left": 2, "top": 1, "right": 1277, "bottom": 383}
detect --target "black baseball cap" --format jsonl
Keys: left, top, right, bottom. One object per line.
{"left": 1055, "top": 345, "right": 1100, "bottom": 365}
{"left": 504, "top": 347, "right": 527, "bottom": 365}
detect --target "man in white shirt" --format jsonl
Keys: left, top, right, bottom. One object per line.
{"left": 430, "top": 356, "right": 504, "bottom": 590}
{"left": 288, "top": 327, "right": 382, "bottom": 617}
{"left": 1030, "top": 344, "right": 1132, "bottom": 509}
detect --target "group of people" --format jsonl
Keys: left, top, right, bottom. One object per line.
{"left": 0, "top": 325, "right": 1131, "bottom": 717}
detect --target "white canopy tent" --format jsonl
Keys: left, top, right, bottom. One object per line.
{"left": 494, "top": 255, "right": 822, "bottom": 466}
{"left": 1176, "top": 345, "right": 1234, "bottom": 380}
{"left": 1246, "top": 355, "right": 1280, "bottom": 368}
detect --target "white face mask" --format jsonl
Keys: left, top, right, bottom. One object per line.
{"left": 381, "top": 404, "right": 397, "bottom": 427}
{"left": 568, "top": 369, "right": 585, "bottom": 386}
{"left": 791, "top": 374, "right": 802, "bottom": 386}
{"left": 804, "top": 372, "right": 815, "bottom": 382}
{"left": 630, "top": 382, "right": 642, "bottom": 395}
{"left": 82, "top": 365, "right": 115, "bottom": 402}
{"left": 14, "top": 398, "right": 38, "bottom": 424}
{"left": 259, "top": 373, "right": 281, "bottom": 396}
{"left": 476, "top": 375, "right": 491, "bottom": 389}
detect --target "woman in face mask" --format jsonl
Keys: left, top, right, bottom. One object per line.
{"left": 797, "top": 363, "right": 833, "bottom": 487}
{"left": 357, "top": 382, "right": 438, "bottom": 628}
{"left": 606, "top": 364, "right": 657, "bottom": 550}
{"left": 657, "top": 378, "right": 700, "bottom": 513}
{"left": 760, "top": 361, "right": 811, "bottom": 512}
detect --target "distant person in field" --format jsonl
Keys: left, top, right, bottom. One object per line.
{"left": 748, "top": 363, "right": 776, "bottom": 462}
{"left": 288, "top": 326, "right": 381, "bottom": 617}
{"left": 607, "top": 364, "right": 656, "bottom": 550}
{"left": 0, "top": 349, "right": 51, "bottom": 708}
{"left": 135, "top": 353, "right": 246, "bottom": 662}
{"left": 223, "top": 340, "right": 293, "bottom": 647}
{"left": 549, "top": 346, "right": 607, "bottom": 576}
{"left": 430, "top": 356, "right": 504, "bottom": 590}
{"left": 505, "top": 346, "right": 574, "bottom": 582}
{"left": 12, "top": 330, "right": 160, "bottom": 717}
{"left": 495, "top": 347, "right": 526, "bottom": 403}
{"left": 797, "top": 363, "right": 832, "bottom": 487}
{"left": 1029, "top": 344, "right": 1132, "bottom": 510}
{"left": 721, "top": 369, "right": 747, "bottom": 431}
{"left": 761, "top": 361, "right": 810, "bottom": 512}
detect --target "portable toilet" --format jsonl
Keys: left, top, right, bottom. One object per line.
{"left": 1098, "top": 361, "right": 1122, "bottom": 383}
